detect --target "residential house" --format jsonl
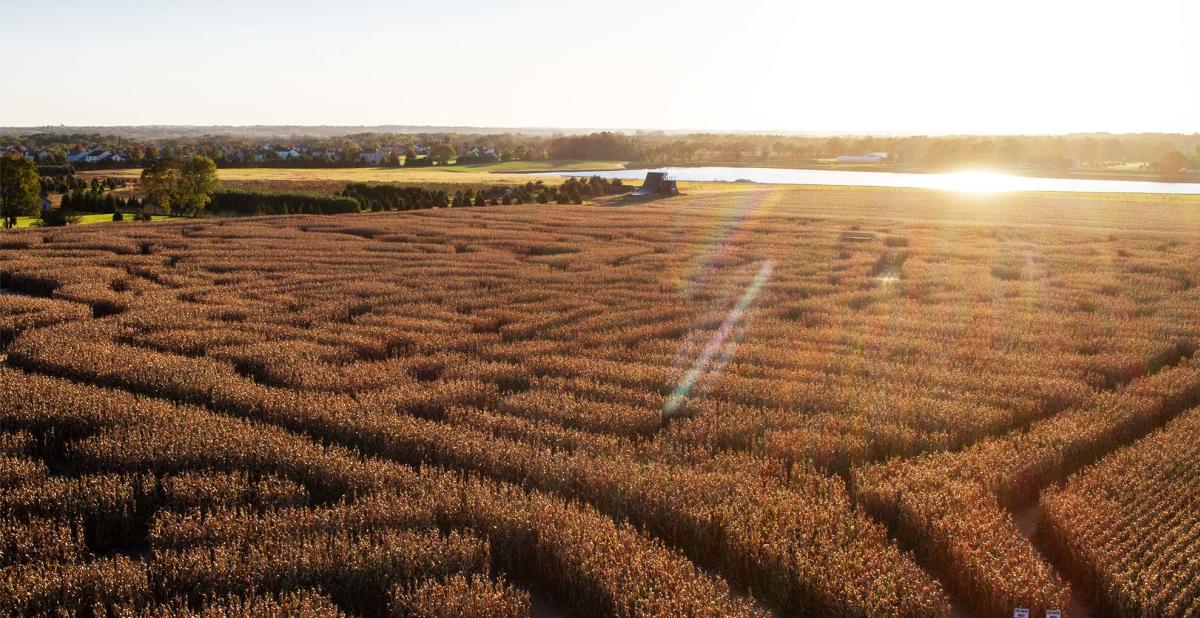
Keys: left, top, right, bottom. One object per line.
{"left": 836, "top": 152, "right": 889, "bottom": 163}
{"left": 465, "top": 146, "right": 499, "bottom": 160}
{"left": 359, "top": 148, "right": 387, "bottom": 165}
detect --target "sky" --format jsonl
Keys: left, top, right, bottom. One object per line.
{"left": 1, "top": 0, "right": 1197, "bottom": 134}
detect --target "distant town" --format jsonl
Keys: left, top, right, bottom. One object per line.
{"left": 2, "top": 129, "right": 1197, "bottom": 174}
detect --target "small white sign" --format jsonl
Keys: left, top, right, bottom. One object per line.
{"left": 1014, "top": 610, "right": 1030, "bottom": 618}
{"left": 1046, "top": 611, "right": 1062, "bottom": 618}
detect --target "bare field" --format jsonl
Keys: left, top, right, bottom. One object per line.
{"left": 2, "top": 186, "right": 1200, "bottom": 616}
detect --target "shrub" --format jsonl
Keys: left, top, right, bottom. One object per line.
{"left": 210, "top": 190, "right": 360, "bottom": 216}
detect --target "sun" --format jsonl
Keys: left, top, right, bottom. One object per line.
{"left": 938, "top": 170, "right": 1024, "bottom": 194}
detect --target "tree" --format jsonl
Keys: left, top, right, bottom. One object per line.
{"left": 41, "top": 207, "right": 78, "bottom": 227}
{"left": 177, "top": 156, "right": 218, "bottom": 215}
{"left": 1154, "top": 150, "right": 1189, "bottom": 175}
{"left": 430, "top": 143, "right": 457, "bottom": 165}
{"left": 140, "top": 158, "right": 181, "bottom": 215}
{"left": 1, "top": 155, "right": 40, "bottom": 228}
{"left": 140, "top": 155, "right": 217, "bottom": 216}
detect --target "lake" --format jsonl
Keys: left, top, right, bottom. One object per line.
{"left": 548, "top": 167, "right": 1200, "bottom": 195}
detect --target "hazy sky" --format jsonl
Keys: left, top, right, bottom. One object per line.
{"left": 2, "top": 0, "right": 1197, "bottom": 134}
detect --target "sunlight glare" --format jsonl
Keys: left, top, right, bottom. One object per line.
{"left": 939, "top": 170, "right": 1024, "bottom": 194}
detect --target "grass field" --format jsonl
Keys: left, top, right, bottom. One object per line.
{"left": 2, "top": 186, "right": 1200, "bottom": 616}
{"left": 437, "top": 159, "right": 630, "bottom": 173}
{"left": 10, "top": 213, "right": 185, "bottom": 228}
{"left": 80, "top": 162, "right": 631, "bottom": 197}
{"left": 80, "top": 160, "right": 627, "bottom": 188}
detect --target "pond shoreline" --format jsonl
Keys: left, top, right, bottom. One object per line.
{"left": 538, "top": 165, "right": 1200, "bottom": 195}
{"left": 611, "top": 162, "right": 1198, "bottom": 184}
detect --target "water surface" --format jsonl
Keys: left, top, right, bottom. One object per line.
{"left": 550, "top": 166, "right": 1200, "bottom": 194}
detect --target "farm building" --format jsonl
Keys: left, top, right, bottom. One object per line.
{"left": 837, "top": 152, "right": 889, "bottom": 163}
{"left": 633, "top": 171, "right": 679, "bottom": 197}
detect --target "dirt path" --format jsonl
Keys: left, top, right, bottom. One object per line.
{"left": 1011, "top": 503, "right": 1094, "bottom": 618}
{"left": 529, "top": 592, "right": 574, "bottom": 618}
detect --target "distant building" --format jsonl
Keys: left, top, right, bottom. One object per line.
{"left": 836, "top": 152, "right": 889, "bottom": 163}
{"left": 274, "top": 148, "right": 302, "bottom": 160}
{"left": 633, "top": 171, "right": 678, "bottom": 197}
{"left": 359, "top": 148, "right": 387, "bottom": 165}
{"left": 465, "top": 146, "right": 499, "bottom": 160}
{"left": 84, "top": 150, "right": 112, "bottom": 163}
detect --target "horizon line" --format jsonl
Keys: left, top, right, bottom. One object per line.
{"left": 3, "top": 124, "right": 1199, "bottom": 138}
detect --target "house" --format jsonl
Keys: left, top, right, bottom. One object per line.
{"left": 274, "top": 148, "right": 302, "bottom": 160}
{"left": 66, "top": 150, "right": 90, "bottom": 164}
{"left": 836, "top": 152, "right": 889, "bottom": 163}
{"left": 84, "top": 150, "right": 112, "bottom": 163}
{"left": 465, "top": 146, "right": 499, "bottom": 161}
{"left": 359, "top": 148, "right": 387, "bottom": 165}
{"left": 110, "top": 153, "right": 127, "bottom": 163}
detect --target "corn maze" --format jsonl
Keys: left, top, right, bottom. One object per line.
{"left": 2, "top": 186, "right": 1199, "bottom": 617}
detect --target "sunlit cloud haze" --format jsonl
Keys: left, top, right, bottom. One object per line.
{"left": 1, "top": 0, "right": 1196, "bottom": 134}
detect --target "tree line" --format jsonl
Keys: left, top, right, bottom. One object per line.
{"left": 8, "top": 131, "right": 1199, "bottom": 173}
{"left": 3, "top": 152, "right": 630, "bottom": 230}
{"left": 341, "top": 177, "right": 628, "bottom": 212}
{"left": 211, "top": 191, "right": 360, "bottom": 216}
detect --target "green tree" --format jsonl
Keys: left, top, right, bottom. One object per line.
{"left": 177, "top": 156, "right": 218, "bottom": 215}
{"left": 430, "top": 143, "right": 457, "bottom": 165}
{"left": 1, "top": 155, "right": 40, "bottom": 228}
{"left": 140, "top": 155, "right": 218, "bottom": 216}
{"left": 140, "top": 158, "right": 181, "bottom": 215}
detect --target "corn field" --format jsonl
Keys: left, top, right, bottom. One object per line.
{"left": 2, "top": 186, "right": 1199, "bottom": 616}
{"left": 1039, "top": 407, "right": 1200, "bottom": 616}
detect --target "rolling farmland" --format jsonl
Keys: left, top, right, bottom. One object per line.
{"left": 2, "top": 185, "right": 1200, "bottom": 616}
{"left": 78, "top": 163, "right": 623, "bottom": 196}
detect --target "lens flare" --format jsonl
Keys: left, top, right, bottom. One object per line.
{"left": 664, "top": 259, "right": 774, "bottom": 419}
